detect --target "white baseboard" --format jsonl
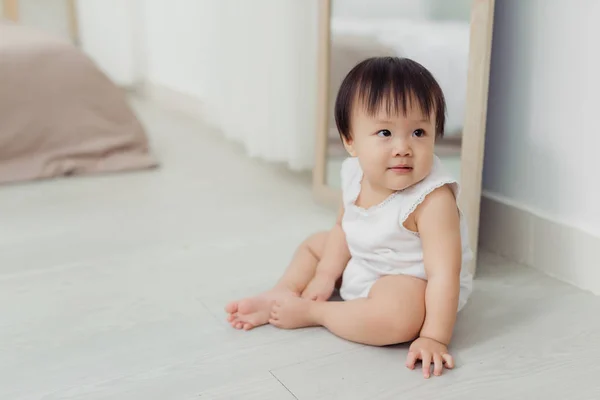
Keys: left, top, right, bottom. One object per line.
{"left": 479, "top": 192, "right": 600, "bottom": 295}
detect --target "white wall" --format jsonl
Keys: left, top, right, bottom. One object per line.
{"left": 142, "top": 0, "right": 218, "bottom": 100}
{"left": 483, "top": 0, "right": 600, "bottom": 238}
{"left": 76, "top": 0, "right": 143, "bottom": 87}
{"left": 77, "top": 0, "right": 219, "bottom": 99}
{"left": 15, "top": 0, "right": 71, "bottom": 40}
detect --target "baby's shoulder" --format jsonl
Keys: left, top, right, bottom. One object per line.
{"left": 403, "top": 183, "right": 457, "bottom": 230}
{"left": 412, "top": 183, "right": 457, "bottom": 216}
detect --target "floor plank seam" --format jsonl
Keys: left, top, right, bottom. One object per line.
{"left": 269, "top": 370, "right": 298, "bottom": 399}
{"left": 198, "top": 300, "right": 224, "bottom": 326}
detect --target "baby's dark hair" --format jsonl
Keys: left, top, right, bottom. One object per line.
{"left": 334, "top": 56, "right": 446, "bottom": 141}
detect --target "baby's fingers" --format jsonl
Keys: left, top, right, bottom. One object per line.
{"left": 433, "top": 353, "right": 444, "bottom": 376}
{"left": 442, "top": 353, "right": 455, "bottom": 369}
{"left": 405, "top": 351, "right": 419, "bottom": 370}
{"left": 421, "top": 351, "right": 432, "bottom": 379}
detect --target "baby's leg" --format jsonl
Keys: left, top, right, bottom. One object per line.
{"left": 273, "top": 231, "right": 329, "bottom": 294}
{"left": 270, "top": 275, "right": 426, "bottom": 346}
{"left": 225, "top": 231, "right": 328, "bottom": 330}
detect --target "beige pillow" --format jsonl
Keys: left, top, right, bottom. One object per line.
{"left": 0, "top": 20, "right": 157, "bottom": 185}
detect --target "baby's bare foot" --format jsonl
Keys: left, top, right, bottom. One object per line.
{"left": 225, "top": 290, "right": 296, "bottom": 330}
{"left": 269, "top": 296, "right": 320, "bottom": 329}
{"left": 225, "top": 296, "right": 269, "bottom": 331}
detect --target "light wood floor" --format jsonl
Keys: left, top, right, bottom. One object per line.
{"left": 1, "top": 98, "right": 599, "bottom": 399}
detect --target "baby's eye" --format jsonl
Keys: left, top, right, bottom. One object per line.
{"left": 377, "top": 129, "right": 392, "bottom": 138}
{"left": 412, "top": 129, "right": 425, "bottom": 138}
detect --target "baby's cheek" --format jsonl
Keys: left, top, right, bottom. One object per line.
{"left": 418, "top": 158, "right": 434, "bottom": 178}
{"left": 357, "top": 145, "right": 382, "bottom": 164}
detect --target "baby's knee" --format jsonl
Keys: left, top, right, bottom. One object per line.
{"left": 371, "top": 306, "right": 424, "bottom": 346}
{"left": 303, "top": 231, "right": 328, "bottom": 258}
{"left": 304, "top": 231, "right": 328, "bottom": 246}
{"left": 389, "top": 316, "right": 422, "bottom": 345}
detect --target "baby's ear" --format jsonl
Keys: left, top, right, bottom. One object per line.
{"left": 342, "top": 136, "right": 356, "bottom": 156}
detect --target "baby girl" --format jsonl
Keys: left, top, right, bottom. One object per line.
{"left": 225, "top": 56, "right": 473, "bottom": 378}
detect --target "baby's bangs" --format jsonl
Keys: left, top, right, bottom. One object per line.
{"left": 335, "top": 57, "right": 446, "bottom": 139}
{"left": 355, "top": 59, "right": 441, "bottom": 120}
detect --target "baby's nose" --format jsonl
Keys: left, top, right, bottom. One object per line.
{"left": 393, "top": 139, "right": 411, "bottom": 156}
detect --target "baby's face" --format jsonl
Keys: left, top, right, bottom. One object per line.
{"left": 344, "top": 103, "right": 436, "bottom": 194}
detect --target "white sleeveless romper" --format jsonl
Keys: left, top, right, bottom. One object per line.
{"left": 339, "top": 155, "right": 473, "bottom": 311}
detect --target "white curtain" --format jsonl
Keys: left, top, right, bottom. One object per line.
{"left": 77, "top": 0, "right": 319, "bottom": 171}
{"left": 205, "top": 0, "right": 319, "bottom": 171}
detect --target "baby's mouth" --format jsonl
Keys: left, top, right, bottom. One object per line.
{"left": 389, "top": 165, "right": 413, "bottom": 171}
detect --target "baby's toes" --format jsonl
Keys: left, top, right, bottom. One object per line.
{"left": 245, "top": 313, "right": 265, "bottom": 327}
{"left": 228, "top": 314, "right": 239, "bottom": 327}
{"left": 224, "top": 301, "right": 239, "bottom": 314}
{"left": 269, "top": 309, "right": 281, "bottom": 323}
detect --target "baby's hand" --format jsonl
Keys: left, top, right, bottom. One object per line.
{"left": 301, "top": 272, "right": 336, "bottom": 301}
{"left": 405, "top": 337, "right": 454, "bottom": 378}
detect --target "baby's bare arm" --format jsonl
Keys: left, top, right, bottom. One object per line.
{"left": 301, "top": 206, "right": 350, "bottom": 300}
{"left": 414, "top": 185, "right": 462, "bottom": 346}
{"left": 314, "top": 205, "right": 351, "bottom": 280}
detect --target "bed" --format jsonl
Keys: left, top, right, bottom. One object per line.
{"left": 0, "top": 19, "right": 157, "bottom": 185}
{"left": 328, "top": 18, "right": 470, "bottom": 147}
